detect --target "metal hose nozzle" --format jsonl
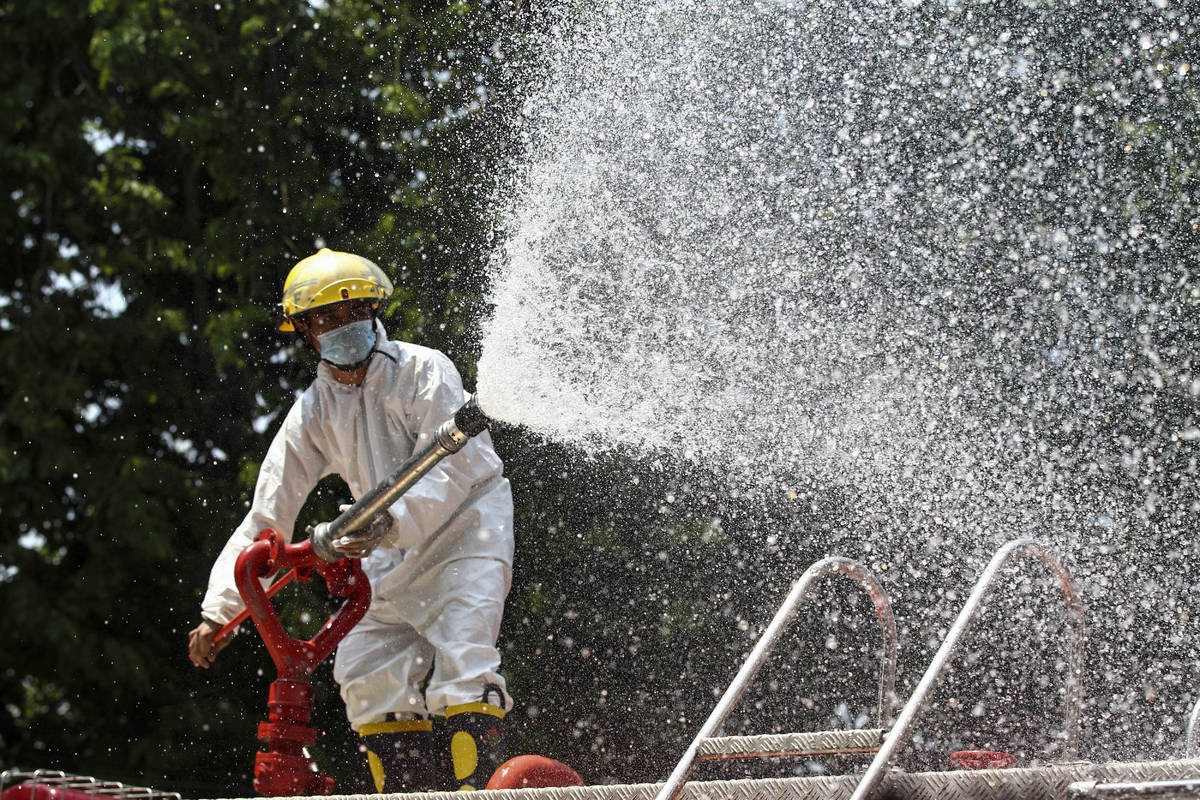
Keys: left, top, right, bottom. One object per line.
{"left": 309, "top": 394, "right": 495, "bottom": 560}
{"left": 453, "top": 394, "right": 491, "bottom": 438}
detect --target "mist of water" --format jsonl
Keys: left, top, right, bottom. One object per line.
{"left": 478, "top": 0, "right": 1200, "bottom": 762}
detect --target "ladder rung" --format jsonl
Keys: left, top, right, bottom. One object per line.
{"left": 697, "top": 728, "right": 886, "bottom": 759}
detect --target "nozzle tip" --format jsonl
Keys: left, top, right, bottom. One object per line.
{"left": 454, "top": 395, "right": 493, "bottom": 438}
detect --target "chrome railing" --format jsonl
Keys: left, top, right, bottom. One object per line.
{"left": 849, "top": 538, "right": 1084, "bottom": 800}
{"left": 1187, "top": 697, "right": 1200, "bottom": 756}
{"left": 654, "top": 556, "right": 897, "bottom": 800}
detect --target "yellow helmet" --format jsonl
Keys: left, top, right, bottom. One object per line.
{"left": 278, "top": 248, "right": 394, "bottom": 331}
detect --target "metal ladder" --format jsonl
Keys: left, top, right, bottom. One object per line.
{"left": 1188, "top": 697, "right": 1200, "bottom": 757}
{"left": 655, "top": 538, "right": 1086, "bottom": 800}
{"left": 654, "top": 556, "right": 899, "bottom": 800}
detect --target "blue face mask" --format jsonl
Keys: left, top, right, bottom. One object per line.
{"left": 318, "top": 319, "right": 377, "bottom": 369}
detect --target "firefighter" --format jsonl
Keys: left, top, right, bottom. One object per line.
{"left": 187, "top": 249, "right": 514, "bottom": 792}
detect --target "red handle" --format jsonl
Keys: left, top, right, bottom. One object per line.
{"left": 233, "top": 529, "right": 371, "bottom": 679}
{"left": 215, "top": 569, "right": 298, "bottom": 644}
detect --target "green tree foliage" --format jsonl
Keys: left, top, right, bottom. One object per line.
{"left": 0, "top": 0, "right": 522, "bottom": 792}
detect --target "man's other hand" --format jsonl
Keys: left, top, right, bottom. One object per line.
{"left": 188, "top": 618, "right": 231, "bottom": 668}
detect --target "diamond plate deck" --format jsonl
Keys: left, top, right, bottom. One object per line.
{"left": 201, "top": 757, "right": 1200, "bottom": 800}
{"left": 1068, "top": 776, "right": 1200, "bottom": 798}
{"left": 696, "top": 729, "right": 886, "bottom": 759}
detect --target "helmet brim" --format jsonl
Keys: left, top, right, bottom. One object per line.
{"left": 278, "top": 298, "right": 381, "bottom": 333}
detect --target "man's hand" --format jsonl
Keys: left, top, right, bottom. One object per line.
{"left": 330, "top": 507, "right": 392, "bottom": 559}
{"left": 310, "top": 508, "right": 393, "bottom": 561}
{"left": 188, "top": 618, "right": 231, "bottom": 668}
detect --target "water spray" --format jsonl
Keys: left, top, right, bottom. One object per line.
{"left": 478, "top": 0, "right": 1200, "bottom": 762}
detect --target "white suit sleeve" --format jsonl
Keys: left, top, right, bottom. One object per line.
{"left": 200, "top": 400, "right": 330, "bottom": 626}
{"left": 384, "top": 352, "right": 498, "bottom": 550}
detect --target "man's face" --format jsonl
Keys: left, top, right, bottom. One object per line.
{"left": 295, "top": 301, "right": 374, "bottom": 350}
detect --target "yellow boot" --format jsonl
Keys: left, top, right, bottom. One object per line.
{"left": 444, "top": 698, "right": 506, "bottom": 791}
{"left": 359, "top": 718, "right": 435, "bottom": 793}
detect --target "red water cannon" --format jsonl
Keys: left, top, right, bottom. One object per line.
{"left": 223, "top": 528, "right": 371, "bottom": 796}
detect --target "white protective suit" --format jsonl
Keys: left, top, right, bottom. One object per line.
{"left": 201, "top": 321, "right": 514, "bottom": 727}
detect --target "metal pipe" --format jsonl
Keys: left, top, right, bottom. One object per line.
{"left": 1069, "top": 777, "right": 1200, "bottom": 797}
{"left": 311, "top": 395, "right": 493, "bottom": 559}
{"left": 1187, "top": 697, "right": 1200, "bottom": 756}
{"left": 849, "top": 538, "right": 1085, "bottom": 800}
{"left": 654, "top": 556, "right": 898, "bottom": 800}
